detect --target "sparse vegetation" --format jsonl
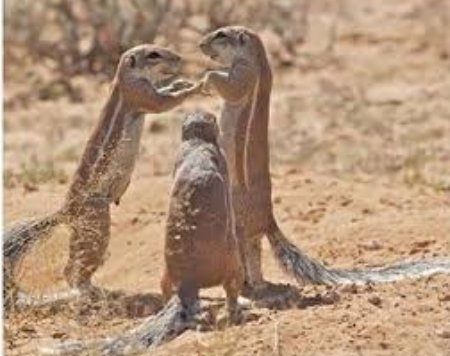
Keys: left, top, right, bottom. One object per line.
{"left": 5, "top": 159, "right": 68, "bottom": 189}
{"left": 4, "top": 0, "right": 450, "bottom": 355}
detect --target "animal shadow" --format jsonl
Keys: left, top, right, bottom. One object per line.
{"left": 241, "top": 281, "right": 339, "bottom": 310}
{"left": 14, "top": 287, "right": 164, "bottom": 319}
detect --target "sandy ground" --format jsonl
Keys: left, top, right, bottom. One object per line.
{"left": 4, "top": 1, "right": 450, "bottom": 355}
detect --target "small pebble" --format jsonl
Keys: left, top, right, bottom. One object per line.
{"left": 368, "top": 295, "right": 382, "bottom": 307}
{"left": 339, "top": 284, "right": 358, "bottom": 294}
{"left": 436, "top": 329, "right": 450, "bottom": 339}
{"left": 361, "top": 240, "right": 382, "bottom": 251}
{"left": 51, "top": 332, "right": 66, "bottom": 339}
{"left": 321, "top": 290, "right": 340, "bottom": 304}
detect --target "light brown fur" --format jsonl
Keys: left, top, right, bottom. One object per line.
{"left": 37, "top": 111, "right": 245, "bottom": 355}
{"left": 199, "top": 26, "right": 273, "bottom": 292}
{"left": 161, "top": 111, "right": 243, "bottom": 321}
{"left": 4, "top": 44, "right": 202, "bottom": 307}
{"left": 199, "top": 26, "right": 450, "bottom": 292}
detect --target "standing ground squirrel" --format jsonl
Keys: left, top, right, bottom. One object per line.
{"left": 198, "top": 26, "right": 450, "bottom": 292}
{"left": 161, "top": 110, "right": 243, "bottom": 321}
{"left": 38, "top": 111, "right": 244, "bottom": 355}
{"left": 4, "top": 44, "right": 202, "bottom": 309}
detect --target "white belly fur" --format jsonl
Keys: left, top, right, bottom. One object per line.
{"left": 98, "top": 114, "right": 145, "bottom": 202}
{"left": 219, "top": 106, "right": 241, "bottom": 186}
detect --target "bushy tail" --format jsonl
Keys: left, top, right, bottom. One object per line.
{"left": 15, "top": 288, "right": 84, "bottom": 308}
{"left": 4, "top": 212, "right": 62, "bottom": 307}
{"left": 38, "top": 296, "right": 194, "bottom": 356}
{"left": 266, "top": 219, "right": 450, "bottom": 285}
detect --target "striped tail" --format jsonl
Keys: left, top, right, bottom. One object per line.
{"left": 38, "top": 296, "right": 194, "bottom": 355}
{"left": 4, "top": 212, "right": 62, "bottom": 308}
{"left": 266, "top": 219, "right": 450, "bottom": 285}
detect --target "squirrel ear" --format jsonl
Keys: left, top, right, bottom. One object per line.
{"left": 127, "top": 54, "right": 136, "bottom": 68}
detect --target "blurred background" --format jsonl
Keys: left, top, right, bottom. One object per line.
{"left": 4, "top": 0, "right": 450, "bottom": 191}
{"left": 4, "top": 2, "right": 450, "bottom": 355}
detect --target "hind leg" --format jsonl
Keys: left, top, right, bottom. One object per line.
{"left": 242, "top": 233, "right": 265, "bottom": 290}
{"left": 160, "top": 269, "right": 174, "bottom": 303}
{"left": 64, "top": 198, "right": 110, "bottom": 293}
{"left": 223, "top": 278, "right": 243, "bottom": 325}
{"left": 222, "top": 249, "right": 244, "bottom": 325}
{"left": 241, "top": 233, "right": 300, "bottom": 308}
{"left": 178, "top": 281, "right": 200, "bottom": 321}
{"left": 238, "top": 228, "right": 287, "bottom": 304}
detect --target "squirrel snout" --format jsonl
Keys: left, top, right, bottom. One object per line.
{"left": 171, "top": 54, "right": 181, "bottom": 63}
{"left": 199, "top": 42, "right": 207, "bottom": 51}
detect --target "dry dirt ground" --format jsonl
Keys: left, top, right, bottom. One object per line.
{"left": 4, "top": 1, "right": 450, "bottom": 355}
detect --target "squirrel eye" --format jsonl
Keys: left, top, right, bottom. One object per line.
{"left": 215, "top": 31, "right": 226, "bottom": 39}
{"left": 146, "top": 52, "right": 162, "bottom": 59}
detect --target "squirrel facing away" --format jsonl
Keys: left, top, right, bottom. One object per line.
{"left": 38, "top": 111, "right": 244, "bottom": 355}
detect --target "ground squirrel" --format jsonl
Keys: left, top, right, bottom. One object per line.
{"left": 198, "top": 26, "right": 450, "bottom": 290}
{"left": 4, "top": 44, "right": 202, "bottom": 309}
{"left": 38, "top": 111, "right": 244, "bottom": 355}
{"left": 161, "top": 111, "right": 243, "bottom": 321}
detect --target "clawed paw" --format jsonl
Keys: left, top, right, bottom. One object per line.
{"left": 170, "top": 79, "right": 196, "bottom": 91}
{"left": 215, "top": 307, "right": 244, "bottom": 329}
{"left": 199, "top": 73, "right": 214, "bottom": 96}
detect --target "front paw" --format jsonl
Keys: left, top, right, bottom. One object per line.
{"left": 199, "top": 74, "right": 214, "bottom": 95}
{"left": 171, "top": 79, "right": 195, "bottom": 91}
{"left": 191, "top": 81, "right": 204, "bottom": 95}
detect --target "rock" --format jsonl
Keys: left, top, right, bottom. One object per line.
{"left": 368, "top": 295, "right": 382, "bottom": 307}
{"left": 412, "top": 240, "right": 435, "bottom": 249}
{"left": 360, "top": 240, "right": 383, "bottom": 251}
{"left": 436, "top": 329, "right": 450, "bottom": 339}
{"left": 273, "top": 196, "right": 282, "bottom": 204}
{"left": 361, "top": 208, "right": 373, "bottom": 215}
{"left": 379, "top": 342, "right": 389, "bottom": 349}
{"left": 19, "top": 325, "right": 36, "bottom": 334}
{"left": 23, "top": 182, "right": 39, "bottom": 193}
{"left": 339, "top": 284, "right": 358, "bottom": 294}
{"left": 341, "top": 198, "right": 353, "bottom": 207}
{"left": 321, "top": 290, "right": 340, "bottom": 304}
{"left": 51, "top": 332, "right": 66, "bottom": 339}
